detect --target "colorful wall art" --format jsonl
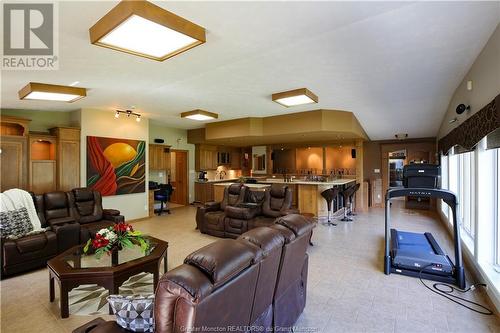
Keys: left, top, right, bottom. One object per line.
{"left": 87, "top": 136, "right": 146, "bottom": 196}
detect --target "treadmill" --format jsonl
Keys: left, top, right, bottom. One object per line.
{"left": 384, "top": 164, "right": 466, "bottom": 289}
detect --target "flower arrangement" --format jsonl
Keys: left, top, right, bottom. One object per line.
{"left": 83, "top": 222, "right": 150, "bottom": 259}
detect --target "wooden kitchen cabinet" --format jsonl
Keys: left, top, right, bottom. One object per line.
{"left": 230, "top": 148, "right": 241, "bottom": 170}
{"left": 0, "top": 116, "right": 30, "bottom": 191}
{"left": 49, "top": 127, "right": 80, "bottom": 191}
{"left": 194, "top": 181, "right": 214, "bottom": 204}
{"left": 29, "top": 133, "right": 57, "bottom": 194}
{"left": 195, "top": 145, "right": 218, "bottom": 171}
{"left": 149, "top": 144, "right": 171, "bottom": 170}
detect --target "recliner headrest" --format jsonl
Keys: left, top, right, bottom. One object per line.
{"left": 270, "top": 184, "right": 287, "bottom": 198}
{"left": 184, "top": 239, "right": 258, "bottom": 288}
{"left": 238, "top": 227, "right": 284, "bottom": 257}
{"left": 228, "top": 184, "right": 244, "bottom": 195}
{"left": 43, "top": 192, "right": 68, "bottom": 210}
{"left": 72, "top": 188, "right": 94, "bottom": 202}
{"left": 275, "top": 214, "right": 315, "bottom": 237}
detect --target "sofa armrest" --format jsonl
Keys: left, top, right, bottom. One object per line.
{"left": 225, "top": 206, "right": 260, "bottom": 220}
{"left": 204, "top": 201, "right": 221, "bottom": 212}
{"left": 103, "top": 210, "right": 124, "bottom": 223}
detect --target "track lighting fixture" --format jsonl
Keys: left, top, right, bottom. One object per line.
{"left": 115, "top": 109, "right": 141, "bottom": 122}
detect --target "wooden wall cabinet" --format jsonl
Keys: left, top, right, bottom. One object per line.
{"left": 0, "top": 116, "right": 30, "bottom": 192}
{"left": 230, "top": 148, "right": 241, "bottom": 170}
{"left": 29, "top": 133, "right": 57, "bottom": 194}
{"left": 50, "top": 127, "right": 81, "bottom": 192}
{"left": 194, "top": 182, "right": 214, "bottom": 203}
{"left": 195, "top": 145, "right": 218, "bottom": 171}
{"left": 149, "top": 144, "right": 171, "bottom": 170}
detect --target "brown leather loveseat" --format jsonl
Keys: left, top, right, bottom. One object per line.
{"left": 73, "top": 214, "right": 314, "bottom": 333}
{"left": 1, "top": 188, "right": 124, "bottom": 277}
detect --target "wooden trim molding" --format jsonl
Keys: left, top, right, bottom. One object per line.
{"left": 18, "top": 82, "right": 87, "bottom": 102}
{"left": 438, "top": 93, "right": 500, "bottom": 154}
{"left": 89, "top": 0, "right": 206, "bottom": 61}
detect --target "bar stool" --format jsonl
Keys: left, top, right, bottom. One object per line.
{"left": 321, "top": 187, "right": 339, "bottom": 226}
{"left": 347, "top": 183, "right": 361, "bottom": 216}
{"left": 340, "top": 186, "right": 355, "bottom": 222}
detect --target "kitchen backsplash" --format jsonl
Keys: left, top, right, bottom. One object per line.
{"left": 206, "top": 166, "right": 242, "bottom": 181}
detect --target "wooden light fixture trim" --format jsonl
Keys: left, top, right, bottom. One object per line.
{"left": 272, "top": 88, "right": 319, "bottom": 107}
{"left": 181, "top": 109, "right": 218, "bottom": 119}
{"left": 18, "top": 82, "right": 87, "bottom": 102}
{"left": 89, "top": 0, "right": 206, "bottom": 61}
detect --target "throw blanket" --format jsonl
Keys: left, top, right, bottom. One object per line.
{"left": 0, "top": 189, "right": 43, "bottom": 231}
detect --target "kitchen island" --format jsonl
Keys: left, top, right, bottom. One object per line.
{"left": 213, "top": 179, "right": 356, "bottom": 217}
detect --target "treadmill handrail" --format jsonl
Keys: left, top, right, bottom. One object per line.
{"left": 386, "top": 188, "right": 457, "bottom": 208}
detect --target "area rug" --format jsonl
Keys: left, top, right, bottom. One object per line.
{"left": 68, "top": 272, "right": 154, "bottom": 316}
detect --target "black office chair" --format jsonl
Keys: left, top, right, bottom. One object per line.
{"left": 154, "top": 184, "right": 174, "bottom": 216}
{"left": 321, "top": 187, "right": 339, "bottom": 226}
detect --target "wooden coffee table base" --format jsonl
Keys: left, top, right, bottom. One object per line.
{"left": 47, "top": 238, "right": 168, "bottom": 318}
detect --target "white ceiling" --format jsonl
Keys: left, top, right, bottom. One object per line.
{"left": 1, "top": 1, "right": 499, "bottom": 140}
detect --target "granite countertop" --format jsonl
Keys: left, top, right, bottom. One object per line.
{"left": 258, "top": 179, "right": 356, "bottom": 186}
{"left": 213, "top": 183, "right": 271, "bottom": 189}
{"left": 195, "top": 178, "right": 240, "bottom": 184}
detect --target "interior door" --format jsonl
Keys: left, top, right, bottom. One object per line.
{"left": 170, "top": 150, "right": 188, "bottom": 205}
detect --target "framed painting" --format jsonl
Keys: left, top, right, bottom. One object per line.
{"left": 86, "top": 136, "right": 146, "bottom": 196}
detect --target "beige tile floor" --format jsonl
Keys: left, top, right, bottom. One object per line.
{"left": 1, "top": 203, "right": 499, "bottom": 333}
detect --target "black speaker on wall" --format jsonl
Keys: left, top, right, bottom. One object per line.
{"left": 351, "top": 148, "right": 356, "bottom": 159}
{"left": 154, "top": 138, "right": 164, "bottom": 143}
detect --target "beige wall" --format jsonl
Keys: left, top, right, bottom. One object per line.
{"left": 438, "top": 24, "right": 500, "bottom": 139}
{"left": 79, "top": 108, "right": 149, "bottom": 220}
{"left": 0, "top": 109, "right": 75, "bottom": 132}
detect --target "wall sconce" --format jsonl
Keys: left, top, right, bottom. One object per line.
{"left": 115, "top": 109, "right": 141, "bottom": 122}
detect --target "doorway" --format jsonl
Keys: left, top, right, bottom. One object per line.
{"left": 169, "top": 150, "right": 188, "bottom": 206}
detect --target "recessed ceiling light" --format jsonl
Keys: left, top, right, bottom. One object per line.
{"left": 18, "top": 82, "right": 87, "bottom": 102}
{"left": 181, "top": 109, "right": 218, "bottom": 121}
{"left": 89, "top": 0, "right": 206, "bottom": 61}
{"left": 272, "top": 88, "right": 318, "bottom": 107}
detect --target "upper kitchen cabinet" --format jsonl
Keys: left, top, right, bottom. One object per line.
{"left": 195, "top": 144, "right": 218, "bottom": 171}
{"left": 0, "top": 116, "right": 30, "bottom": 191}
{"left": 149, "top": 144, "right": 171, "bottom": 170}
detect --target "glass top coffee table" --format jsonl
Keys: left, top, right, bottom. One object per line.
{"left": 47, "top": 236, "right": 168, "bottom": 318}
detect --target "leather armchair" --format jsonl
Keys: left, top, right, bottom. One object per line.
{"left": 196, "top": 184, "right": 248, "bottom": 237}
{"left": 69, "top": 188, "right": 124, "bottom": 243}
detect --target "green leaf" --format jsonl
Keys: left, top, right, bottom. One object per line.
{"left": 83, "top": 239, "right": 91, "bottom": 253}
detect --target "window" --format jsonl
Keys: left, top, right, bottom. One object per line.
{"left": 495, "top": 149, "right": 500, "bottom": 267}
{"left": 459, "top": 151, "right": 475, "bottom": 238}
{"left": 440, "top": 154, "right": 449, "bottom": 217}
{"left": 448, "top": 153, "right": 458, "bottom": 226}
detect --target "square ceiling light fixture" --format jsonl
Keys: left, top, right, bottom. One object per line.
{"left": 272, "top": 88, "right": 318, "bottom": 107}
{"left": 89, "top": 0, "right": 206, "bottom": 61}
{"left": 181, "top": 109, "right": 218, "bottom": 121}
{"left": 18, "top": 82, "right": 87, "bottom": 102}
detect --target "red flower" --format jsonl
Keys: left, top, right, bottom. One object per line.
{"left": 92, "top": 234, "right": 109, "bottom": 249}
{"left": 113, "top": 222, "right": 133, "bottom": 233}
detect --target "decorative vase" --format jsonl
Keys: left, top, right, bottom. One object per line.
{"left": 111, "top": 243, "right": 122, "bottom": 265}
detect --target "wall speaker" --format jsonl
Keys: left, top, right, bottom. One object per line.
{"left": 154, "top": 138, "right": 164, "bottom": 143}
{"left": 351, "top": 149, "right": 356, "bottom": 159}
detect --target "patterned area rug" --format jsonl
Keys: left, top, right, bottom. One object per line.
{"left": 68, "top": 272, "right": 154, "bottom": 316}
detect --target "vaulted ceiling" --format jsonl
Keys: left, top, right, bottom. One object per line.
{"left": 1, "top": 1, "right": 498, "bottom": 140}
